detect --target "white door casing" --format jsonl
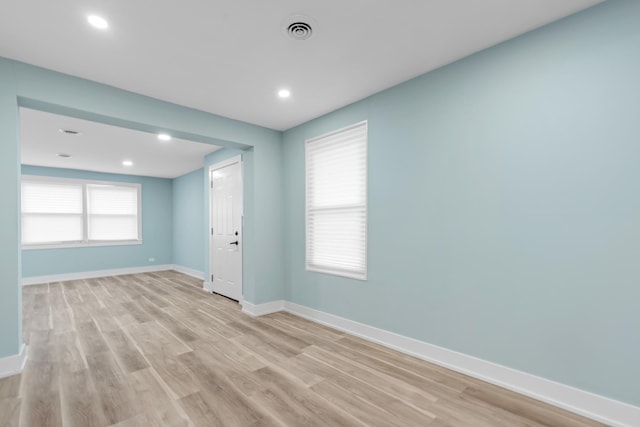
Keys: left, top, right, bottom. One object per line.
{"left": 209, "top": 155, "right": 243, "bottom": 301}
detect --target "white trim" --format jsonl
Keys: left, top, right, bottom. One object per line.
{"left": 169, "top": 264, "right": 204, "bottom": 280}
{"left": 208, "top": 154, "right": 243, "bottom": 171}
{"left": 0, "top": 344, "right": 28, "bottom": 379}
{"left": 22, "top": 174, "right": 137, "bottom": 188}
{"left": 202, "top": 280, "right": 213, "bottom": 292}
{"left": 305, "top": 120, "right": 369, "bottom": 144}
{"left": 245, "top": 300, "right": 637, "bottom": 427}
{"left": 21, "top": 264, "right": 173, "bottom": 285}
{"left": 242, "top": 300, "right": 285, "bottom": 317}
{"left": 22, "top": 239, "right": 143, "bottom": 251}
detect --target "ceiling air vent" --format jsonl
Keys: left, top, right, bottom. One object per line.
{"left": 59, "top": 128, "right": 81, "bottom": 135}
{"left": 287, "top": 22, "right": 312, "bottom": 40}
{"left": 282, "top": 14, "right": 316, "bottom": 41}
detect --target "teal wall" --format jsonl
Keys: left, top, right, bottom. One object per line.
{"left": 0, "top": 57, "right": 284, "bottom": 359}
{"left": 21, "top": 166, "right": 172, "bottom": 277}
{"left": 172, "top": 168, "right": 204, "bottom": 272}
{"left": 0, "top": 63, "right": 21, "bottom": 360}
{"left": 282, "top": 1, "right": 640, "bottom": 406}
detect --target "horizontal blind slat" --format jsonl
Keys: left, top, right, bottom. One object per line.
{"left": 22, "top": 181, "right": 83, "bottom": 214}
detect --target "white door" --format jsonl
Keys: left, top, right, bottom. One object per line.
{"left": 209, "top": 156, "right": 242, "bottom": 301}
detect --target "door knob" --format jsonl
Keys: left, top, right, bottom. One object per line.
{"left": 229, "top": 241, "right": 239, "bottom": 245}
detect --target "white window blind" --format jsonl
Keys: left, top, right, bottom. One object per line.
{"left": 87, "top": 184, "right": 139, "bottom": 241}
{"left": 21, "top": 176, "right": 141, "bottom": 248}
{"left": 306, "top": 121, "right": 367, "bottom": 280}
{"left": 22, "top": 181, "right": 84, "bottom": 245}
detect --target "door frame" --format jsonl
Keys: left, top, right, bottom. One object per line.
{"left": 208, "top": 154, "right": 243, "bottom": 303}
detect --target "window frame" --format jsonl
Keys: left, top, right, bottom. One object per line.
{"left": 21, "top": 175, "right": 142, "bottom": 250}
{"left": 305, "top": 120, "right": 368, "bottom": 280}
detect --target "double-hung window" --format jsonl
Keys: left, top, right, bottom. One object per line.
{"left": 305, "top": 121, "right": 368, "bottom": 280}
{"left": 21, "top": 176, "right": 141, "bottom": 248}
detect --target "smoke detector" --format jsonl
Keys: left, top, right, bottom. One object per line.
{"left": 282, "top": 14, "right": 317, "bottom": 41}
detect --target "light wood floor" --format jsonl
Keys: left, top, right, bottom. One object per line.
{"left": 0, "top": 271, "right": 603, "bottom": 427}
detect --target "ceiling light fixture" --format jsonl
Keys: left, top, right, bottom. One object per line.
{"left": 122, "top": 160, "right": 133, "bottom": 166}
{"left": 278, "top": 89, "right": 291, "bottom": 99}
{"left": 158, "top": 133, "right": 172, "bottom": 141}
{"left": 88, "top": 15, "right": 109, "bottom": 30}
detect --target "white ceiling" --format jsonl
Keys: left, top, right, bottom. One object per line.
{"left": 1, "top": 0, "right": 602, "bottom": 131}
{"left": 20, "top": 108, "right": 221, "bottom": 179}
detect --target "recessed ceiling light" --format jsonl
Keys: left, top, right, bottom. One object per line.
{"left": 158, "top": 133, "right": 171, "bottom": 141}
{"left": 57, "top": 153, "right": 72, "bottom": 158}
{"left": 122, "top": 160, "right": 133, "bottom": 166}
{"left": 278, "top": 89, "right": 291, "bottom": 99}
{"left": 88, "top": 15, "right": 109, "bottom": 30}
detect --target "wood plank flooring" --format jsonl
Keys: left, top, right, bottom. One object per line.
{"left": 0, "top": 271, "right": 604, "bottom": 426}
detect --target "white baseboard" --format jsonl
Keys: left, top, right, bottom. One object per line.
{"left": 21, "top": 264, "right": 174, "bottom": 285}
{"left": 202, "top": 280, "right": 213, "bottom": 292}
{"left": 0, "top": 344, "right": 28, "bottom": 379}
{"left": 243, "top": 300, "right": 638, "bottom": 427}
{"left": 242, "top": 300, "right": 285, "bottom": 317}
{"left": 169, "top": 265, "right": 205, "bottom": 280}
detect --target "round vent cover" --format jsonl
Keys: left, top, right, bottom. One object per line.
{"left": 282, "top": 14, "right": 317, "bottom": 41}
{"left": 287, "top": 22, "right": 312, "bottom": 40}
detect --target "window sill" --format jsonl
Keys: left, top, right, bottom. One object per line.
{"left": 306, "top": 265, "right": 367, "bottom": 281}
{"left": 22, "top": 240, "right": 143, "bottom": 250}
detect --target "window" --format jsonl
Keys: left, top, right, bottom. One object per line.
{"left": 305, "top": 121, "right": 367, "bottom": 280}
{"left": 21, "top": 176, "right": 141, "bottom": 248}
{"left": 87, "top": 184, "right": 140, "bottom": 241}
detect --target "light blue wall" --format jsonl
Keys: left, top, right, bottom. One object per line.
{"left": 172, "top": 168, "right": 204, "bottom": 272}
{"left": 0, "top": 57, "right": 284, "bottom": 359}
{"left": 282, "top": 1, "right": 640, "bottom": 406}
{"left": 0, "top": 64, "right": 21, "bottom": 359}
{"left": 21, "top": 166, "right": 172, "bottom": 277}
